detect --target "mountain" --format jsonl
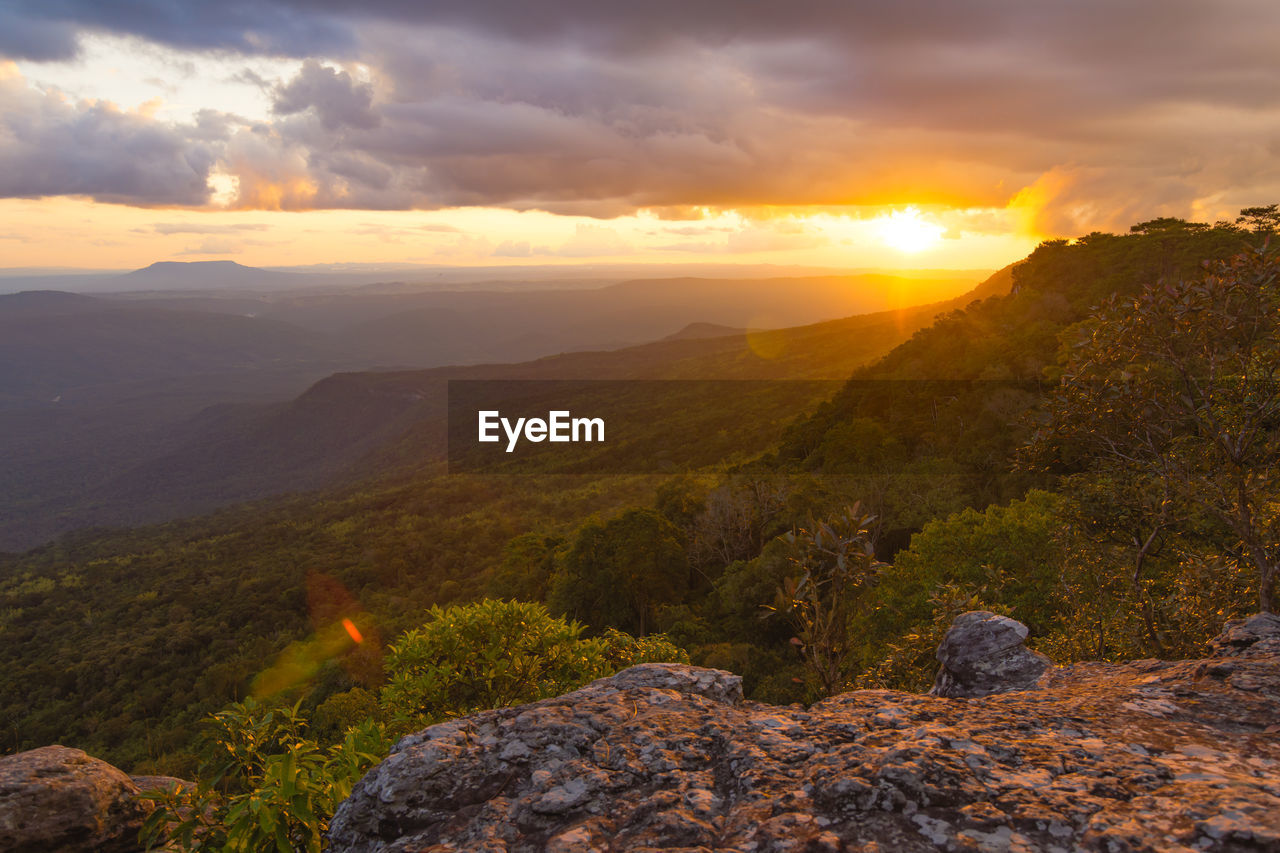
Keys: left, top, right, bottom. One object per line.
{"left": 324, "top": 272, "right": 983, "bottom": 366}
{"left": 0, "top": 292, "right": 373, "bottom": 551}
{"left": 0, "top": 273, "right": 1006, "bottom": 552}
{"left": 115, "top": 261, "right": 304, "bottom": 292}
{"left": 662, "top": 322, "right": 746, "bottom": 340}
{"left": 0, "top": 290, "right": 101, "bottom": 315}
{"left": 0, "top": 269, "right": 993, "bottom": 552}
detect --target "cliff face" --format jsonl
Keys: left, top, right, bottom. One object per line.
{"left": 331, "top": 614, "right": 1280, "bottom": 853}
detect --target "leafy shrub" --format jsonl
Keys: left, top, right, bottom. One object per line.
{"left": 768, "top": 506, "right": 882, "bottom": 698}
{"left": 140, "top": 700, "right": 390, "bottom": 852}
{"left": 143, "top": 600, "right": 684, "bottom": 851}
{"left": 380, "top": 599, "right": 688, "bottom": 734}
{"left": 596, "top": 627, "right": 689, "bottom": 671}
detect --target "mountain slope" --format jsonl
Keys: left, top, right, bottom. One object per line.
{"left": 0, "top": 292, "right": 358, "bottom": 406}
{"left": 0, "top": 271, "right": 990, "bottom": 552}
{"left": 15, "top": 274, "right": 1007, "bottom": 549}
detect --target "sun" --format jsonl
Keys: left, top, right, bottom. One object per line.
{"left": 875, "top": 207, "right": 945, "bottom": 253}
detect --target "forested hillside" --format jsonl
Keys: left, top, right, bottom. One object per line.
{"left": 0, "top": 273, "right": 982, "bottom": 551}
{"left": 0, "top": 276, "right": 985, "bottom": 769}
{"left": 1, "top": 213, "right": 1273, "bottom": 786}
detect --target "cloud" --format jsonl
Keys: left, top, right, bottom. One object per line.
{"left": 5, "top": 2, "right": 1280, "bottom": 232}
{"left": 651, "top": 241, "right": 721, "bottom": 254}
{"left": 555, "top": 224, "right": 629, "bottom": 257}
{"left": 492, "top": 240, "right": 533, "bottom": 257}
{"left": 273, "top": 60, "right": 378, "bottom": 130}
{"left": 0, "top": 70, "right": 219, "bottom": 205}
{"left": 654, "top": 219, "right": 827, "bottom": 255}
{"left": 659, "top": 225, "right": 735, "bottom": 237}
{"left": 178, "top": 237, "right": 245, "bottom": 254}
{"left": 0, "top": 1, "right": 354, "bottom": 61}
{"left": 726, "top": 221, "right": 827, "bottom": 254}
{"left": 145, "top": 222, "right": 270, "bottom": 234}
{"left": 0, "top": 12, "right": 78, "bottom": 61}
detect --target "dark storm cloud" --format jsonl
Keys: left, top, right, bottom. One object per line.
{"left": 5, "top": 0, "right": 1280, "bottom": 231}
{"left": 2, "top": 1, "right": 1261, "bottom": 66}
{"left": 0, "top": 74, "right": 220, "bottom": 205}
{"left": 0, "top": 0, "right": 354, "bottom": 60}
{"left": 0, "top": 11, "right": 79, "bottom": 61}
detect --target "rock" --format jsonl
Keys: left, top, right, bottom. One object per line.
{"left": 0, "top": 745, "right": 152, "bottom": 853}
{"left": 930, "top": 610, "right": 1051, "bottom": 698}
{"left": 330, "top": 653, "right": 1280, "bottom": 852}
{"left": 1210, "top": 611, "right": 1280, "bottom": 657}
{"left": 129, "top": 775, "right": 191, "bottom": 795}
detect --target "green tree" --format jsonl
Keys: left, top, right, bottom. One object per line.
{"left": 852, "top": 490, "right": 1065, "bottom": 689}
{"left": 144, "top": 601, "right": 685, "bottom": 851}
{"left": 1236, "top": 204, "right": 1280, "bottom": 234}
{"left": 549, "top": 509, "right": 689, "bottom": 635}
{"left": 380, "top": 599, "right": 606, "bottom": 731}
{"left": 880, "top": 490, "right": 1066, "bottom": 632}
{"left": 1031, "top": 246, "right": 1280, "bottom": 612}
{"left": 768, "top": 506, "right": 882, "bottom": 697}
{"left": 487, "top": 532, "right": 564, "bottom": 602}
{"left": 379, "top": 599, "right": 687, "bottom": 733}
{"left": 140, "top": 701, "right": 389, "bottom": 853}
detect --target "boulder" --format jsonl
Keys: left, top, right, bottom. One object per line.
{"left": 1210, "top": 611, "right": 1280, "bottom": 658}
{"left": 331, "top": 653, "right": 1280, "bottom": 852}
{"left": 930, "top": 610, "right": 1051, "bottom": 698}
{"left": 0, "top": 745, "right": 152, "bottom": 853}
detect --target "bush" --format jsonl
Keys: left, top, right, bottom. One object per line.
{"left": 140, "top": 700, "right": 390, "bottom": 853}
{"left": 144, "top": 599, "right": 687, "bottom": 851}
{"left": 379, "top": 599, "right": 687, "bottom": 733}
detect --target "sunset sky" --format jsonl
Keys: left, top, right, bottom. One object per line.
{"left": 2, "top": 1, "right": 1278, "bottom": 270}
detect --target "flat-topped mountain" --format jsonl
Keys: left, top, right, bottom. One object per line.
{"left": 116, "top": 260, "right": 302, "bottom": 291}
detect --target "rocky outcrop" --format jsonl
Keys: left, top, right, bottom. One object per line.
{"left": 0, "top": 745, "right": 152, "bottom": 853}
{"left": 1210, "top": 611, "right": 1280, "bottom": 658}
{"left": 331, "top": 616, "right": 1280, "bottom": 853}
{"left": 930, "top": 610, "right": 1051, "bottom": 698}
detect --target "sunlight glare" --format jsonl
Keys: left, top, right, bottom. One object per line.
{"left": 875, "top": 207, "right": 945, "bottom": 254}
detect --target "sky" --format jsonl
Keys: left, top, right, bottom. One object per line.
{"left": 2, "top": 1, "right": 1279, "bottom": 271}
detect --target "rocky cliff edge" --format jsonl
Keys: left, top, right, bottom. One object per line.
{"left": 330, "top": 613, "right": 1280, "bottom": 853}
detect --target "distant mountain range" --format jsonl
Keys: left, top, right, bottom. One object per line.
{"left": 0, "top": 266, "right": 1009, "bottom": 551}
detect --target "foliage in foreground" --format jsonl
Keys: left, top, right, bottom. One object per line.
{"left": 142, "top": 600, "right": 686, "bottom": 852}
{"left": 767, "top": 505, "right": 883, "bottom": 697}
{"left": 140, "top": 702, "right": 389, "bottom": 853}
{"left": 381, "top": 599, "right": 687, "bottom": 734}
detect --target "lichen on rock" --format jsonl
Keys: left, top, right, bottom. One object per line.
{"left": 1209, "top": 611, "right": 1280, "bottom": 658}
{"left": 929, "top": 610, "right": 1051, "bottom": 698}
{"left": 0, "top": 745, "right": 154, "bottom": 853}
{"left": 329, "top": 620, "right": 1280, "bottom": 853}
